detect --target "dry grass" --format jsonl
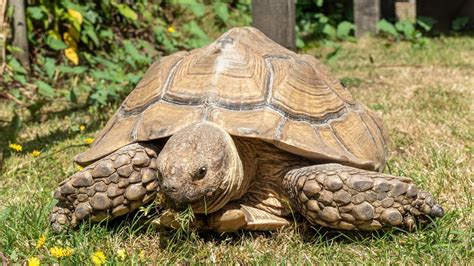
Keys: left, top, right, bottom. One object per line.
{"left": 0, "top": 36, "right": 473, "bottom": 264}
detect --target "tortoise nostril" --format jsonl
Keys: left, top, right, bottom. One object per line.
{"left": 163, "top": 183, "right": 177, "bottom": 192}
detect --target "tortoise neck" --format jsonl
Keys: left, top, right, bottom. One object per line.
{"left": 233, "top": 137, "right": 311, "bottom": 184}
{"left": 231, "top": 137, "right": 256, "bottom": 199}
{"left": 192, "top": 122, "right": 246, "bottom": 213}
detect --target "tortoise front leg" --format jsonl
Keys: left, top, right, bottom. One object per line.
{"left": 283, "top": 163, "right": 444, "bottom": 231}
{"left": 50, "top": 142, "right": 161, "bottom": 232}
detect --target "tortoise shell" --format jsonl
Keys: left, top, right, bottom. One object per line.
{"left": 76, "top": 27, "right": 389, "bottom": 171}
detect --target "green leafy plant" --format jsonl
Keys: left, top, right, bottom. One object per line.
{"left": 417, "top": 16, "right": 437, "bottom": 32}
{"left": 296, "top": 0, "right": 355, "bottom": 48}
{"left": 377, "top": 18, "right": 434, "bottom": 48}
{"left": 295, "top": 0, "right": 355, "bottom": 64}
{"left": 452, "top": 16, "right": 470, "bottom": 31}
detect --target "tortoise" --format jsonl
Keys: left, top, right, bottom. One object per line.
{"left": 51, "top": 27, "right": 444, "bottom": 233}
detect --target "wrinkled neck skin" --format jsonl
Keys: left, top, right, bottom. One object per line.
{"left": 234, "top": 137, "right": 312, "bottom": 202}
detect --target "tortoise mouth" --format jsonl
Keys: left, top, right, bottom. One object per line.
{"left": 162, "top": 185, "right": 219, "bottom": 212}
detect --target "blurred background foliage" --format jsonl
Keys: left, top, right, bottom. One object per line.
{"left": 1, "top": 0, "right": 252, "bottom": 123}
{"left": 0, "top": 0, "right": 471, "bottom": 141}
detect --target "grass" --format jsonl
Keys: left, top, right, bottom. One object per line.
{"left": 1, "top": 36, "right": 473, "bottom": 264}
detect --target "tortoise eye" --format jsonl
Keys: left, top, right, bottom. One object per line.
{"left": 194, "top": 166, "right": 207, "bottom": 180}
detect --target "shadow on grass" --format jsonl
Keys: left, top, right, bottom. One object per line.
{"left": 0, "top": 107, "right": 108, "bottom": 163}
{"left": 77, "top": 203, "right": 451, "bottom": 250}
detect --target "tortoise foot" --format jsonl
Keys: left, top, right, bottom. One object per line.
{"left": 50, "top": 142, "right": 161, "bottom": 232}
{"left": 283, "top": 163, "right": 444, "bottom": 231}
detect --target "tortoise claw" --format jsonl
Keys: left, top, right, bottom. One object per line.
{"left": 403, "top": 214, "right": 416, "bottom": 231}
{"left": 430, "top": 204, "right": 444, "bottom": 217}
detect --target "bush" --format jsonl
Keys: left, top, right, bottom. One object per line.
{"left": 1, "top": 0, "right": 251, "bottom": 120}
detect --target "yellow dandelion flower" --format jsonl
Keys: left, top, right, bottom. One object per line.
{"left": 84, "top": 138, "right": 94, "bottom": 144}
{"left": 50, "top": 247, "right": 61, "bottom": 257}
{"left": 36, "top": 234, "right": 46, "bottom": 249}
{"left": 138, "top": 250, "right": 145, "bottom": 262}
{"left": 9, "top": 143, "right": 22, "bottom": 152}
{"left": 91, "top": 250, "right": 107, "bottom": 266}
{"left": 50, "top": 246, "right": 74, "bottom": 258}
{"left": 117, "top": 249, "right": 127, "bottom": 261}
{"left": 167, "top": 26, "right": 175, "bottom": 33}
{"left": 27, "top": 257, "right": 40, "bottom": 266}
{"left": 31, "top": 150, "right": 42, "bottom": 157}
{"left": 76, "top": 165, "right": 84, "bottom": 171}
{"left": 79, "top": 125, "right": 85, "bottom": 131}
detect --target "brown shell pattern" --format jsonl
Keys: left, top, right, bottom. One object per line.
{"left": 76, "top": 27, "right": 389, "bottom": 171}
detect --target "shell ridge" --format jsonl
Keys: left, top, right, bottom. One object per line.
{"left": 362, "top": 111, "right": 389, "bottom": 164}
{"left": 157, "top": 93, "right": 358, "bottom": 125}
{"left": 355, "top": 112, "right": 378, "bottom": 148}
{"left": 368, "top": 112, "right": 388, "bottom": 149}
{"left": 131, "top": 112, "right": 144, "bottom": 141}
{"left": 274, "top": 115, "right": 287, "bottom": 140}
{"left": 263, "top": 56, "right": 277, "bottom": 104}
{"left": 312, "top": 125, "right": 337, "bottom": 153}
{"left": 328, "top": 122, "right": 354, "bottom": 156}
{"left": 357, "top": 112, "right": 386, "bottom": 168}
{"left": 262, "top": 56, "right": 291, "bottom": 102}
{"left": 160, "top": 58, "right": 185, "bottom": 100}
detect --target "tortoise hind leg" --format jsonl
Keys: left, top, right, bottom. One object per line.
{"left": 50, "top": 142, "right": 161, "bottom": 232}
{"left": 154, "top": 203, "right": 290, "bottom": 233}
{"left": 282, "top": 163, "right": 444, "bottom": 231}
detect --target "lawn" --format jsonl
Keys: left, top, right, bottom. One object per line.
{"left": 0, "top": 36, "right": 472, "bottom": 264}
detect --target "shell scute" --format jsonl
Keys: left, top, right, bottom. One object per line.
{"left": 121, "top": 51, "right": 188, "bottom": 113}
{"left": 136, "top": 102, "right": 204, "bottom": 140}
{"left": 208, "top": 107, "right": 281, "bottom": 140}
{"left": 270, "top": 57, "right": 347, "bottom": 118}
{"left": 165, "top": 39, "right": 267, "bottom": 106}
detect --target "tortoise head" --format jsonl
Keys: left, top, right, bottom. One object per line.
{"left": 157, "top": 122, "right": 244, "bottom": 213}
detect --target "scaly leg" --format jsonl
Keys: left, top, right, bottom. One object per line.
{"left": 50, "top": 142, "right": 161, "bottom": 232}
{"left": 283, "top": 163, "right": 444, "bottom": 230}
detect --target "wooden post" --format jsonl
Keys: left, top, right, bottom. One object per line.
{"left": 354, "top": 0, "right": 380, "bottom": 37}
{"left": 0, "top": 0, "right": 8, "bottom": 74}
{"left": 395, "top": 0, "right": 416, "bottom": 22}
{"left": 9, "top": 0, "right": 30, "bottom": 72}
{"left": 252, "top": 0, "right": 296, "bottom": 51}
